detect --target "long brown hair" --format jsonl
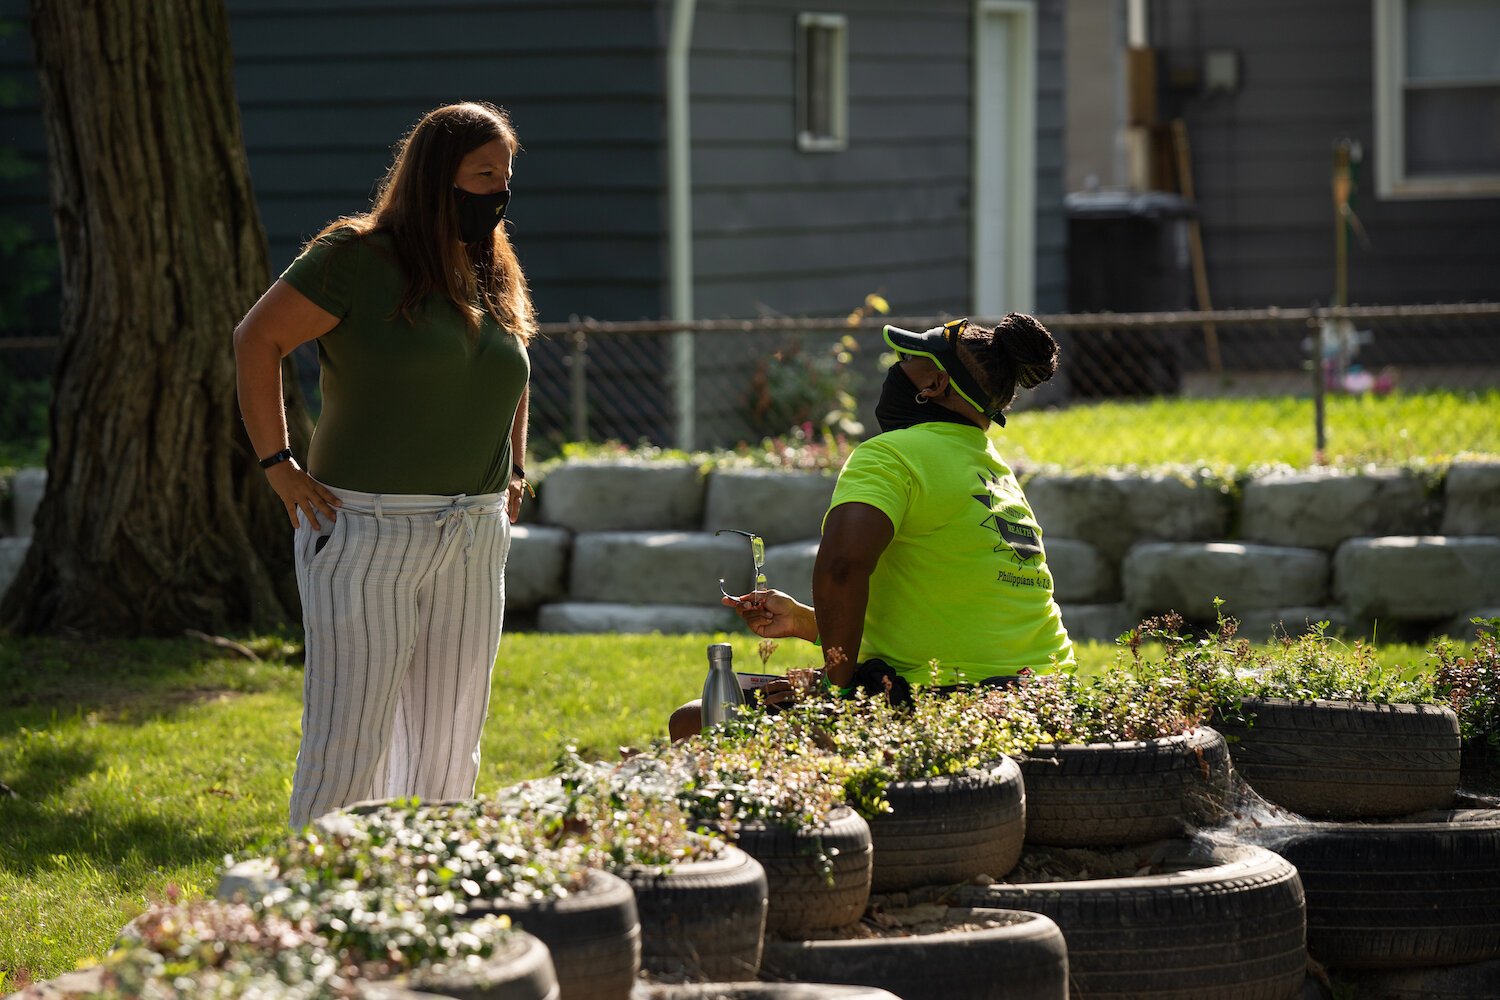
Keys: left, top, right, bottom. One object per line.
{"left": 313, "top": 102, "right": 536, "bottom": 342}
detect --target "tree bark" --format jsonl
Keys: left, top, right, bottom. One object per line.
{"left": 2, "top": 0, "right": 312, "bottom": 636}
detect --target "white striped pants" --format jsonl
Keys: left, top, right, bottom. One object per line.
{"left": 288, "top": 485, "right": 511, "bottom": 829}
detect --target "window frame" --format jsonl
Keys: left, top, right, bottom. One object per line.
{"left": 1374, "top": 0, "right": 1500, "bottom": 199}
{"left": 795, "top": 12, "right": 849, "bottom": 153}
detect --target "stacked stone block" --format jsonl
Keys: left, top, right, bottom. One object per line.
{"left": 503, "top": 460, "right": 1495, "bottom": 641}
{"left": 4, "top": 460, "right": 1496, "bottom": 643}
{"left": 0, "top": 468, "right": 46, "bottom": 600}
{"left": 520, "top": 461, "right": 835, "bottom": 634}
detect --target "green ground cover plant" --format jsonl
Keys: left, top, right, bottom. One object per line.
{"left": 1418, "top": 620, "right": 1499, "bottom": 750}
{"left": 98, "top": 882, "right": 512, "bottom": 1000}
{"left": 1115, "top": 610, "right": 1500, "bottom": 750}
{"left": 265, "top": 798, "right": 596, "bottom": 908}
{"left": 978, "top": 667, "right": 1214, "bottom": 745}
{"left": 0, "top": 630, "right": 1472, "bottom": 990}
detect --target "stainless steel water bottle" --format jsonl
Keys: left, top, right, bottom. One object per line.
{"left": 700, "top": 642, "right": 744, "bottom": 729}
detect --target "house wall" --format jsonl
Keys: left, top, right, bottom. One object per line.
{"left": 1064, "top": 0, "right": 1124, "bottom": 192}
{"left": 1152, "top": 0, "right": 1500, "bottom": 308}
{"left": 2, "top": 0, "right": 671, "bottom": 322}
{"left": 0, "top": 1, "right": 676, "bottom": 444}
{"left": 235, "top": 0, "right": 673, "bottom": 327}
{"left": 2, "top": 0, "right": 1072, "bottom": 450}
{"left": 686, "top": 0, "right": 1066, "bottom": 444}
{"left": 689, "top": 0, "right": 1065, "bottom": 318}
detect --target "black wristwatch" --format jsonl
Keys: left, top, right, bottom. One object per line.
{"left": 259, "top": 448, "right": 295, "bottom": 470}
{"left": 512, "top": 463, "right": 526, "bottom": 480}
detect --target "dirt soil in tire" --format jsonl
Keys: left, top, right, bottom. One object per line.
{"left": 794, "top": 902, "right": 1044, "bottom": 941}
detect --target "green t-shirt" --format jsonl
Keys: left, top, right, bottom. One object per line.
{"left": 826, "top": 421, "right": 1074, "bottom": 686}
{"left": 280, "top": 229, "right": 530, "bottom": 496}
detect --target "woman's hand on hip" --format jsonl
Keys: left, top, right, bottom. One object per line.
{"left": 506, "top": 476, "right": 527, "bottom": 523}
{"left": 266, "top": 462, "right": 342, "bottom": 529}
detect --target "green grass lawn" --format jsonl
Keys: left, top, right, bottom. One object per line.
{"left": 0, "top": 629, "right": 1450, "bottom": 990}
{"left": 1001, "top": 389, "right": 1500, "bottom": 471}
{"left": 541, "top": 389, "right": 1500, "bottom": 476}
{"left": 11, "top": 390, "right": 1499, "bottom": 479}
{"left": 0, "top": 631, "right": 761, "bottom": 989}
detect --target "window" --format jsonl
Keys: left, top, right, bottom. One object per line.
{"left": 1375, "top": 0, "right": 1500, "bottom": 198}
{"left": 797, "top": 13, "right": 848, "bottom": 151}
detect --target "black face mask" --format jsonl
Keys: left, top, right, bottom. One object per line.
{"left": 453, "top": 187, "right": 510, "bottom": 244}
{"left": 874, "top": 363, "right": 976, "bottom": 434}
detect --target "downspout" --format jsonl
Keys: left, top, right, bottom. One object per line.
{"left": 1124, "top": 0, "right": 1150, "bottom": 190}
{"left": 667, "top": 0, "right": 696, "bottom": 448}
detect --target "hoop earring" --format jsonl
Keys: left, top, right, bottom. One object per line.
{"left": 914, "top": 392, "right": 930, "bottom": 405}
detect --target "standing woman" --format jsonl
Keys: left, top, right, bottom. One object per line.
{"left": 234, "top": 102, "right": 534, "bottom": 828}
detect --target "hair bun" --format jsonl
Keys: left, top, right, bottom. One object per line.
{"left": 992, "top": 312, "right": 1059, "bottom": 389}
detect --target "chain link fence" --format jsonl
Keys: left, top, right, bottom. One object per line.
{"left": 521, "top": 303, "right": 1500, "bottom": 456}
{"left": 2, "top": 303, "right": 1497, "bottom": 464}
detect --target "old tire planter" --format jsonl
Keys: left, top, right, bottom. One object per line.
{"left": 617, "top": 844, "right": 769, "bottom": 981}
{"left": 371, "top": 931, "right": 559, "bottom": 1000}
{"left": 761, "top": 907, "right": 1068, "bottom": 1000}
{"left": 715, "top": 807, "right": 873, "bottom": 937}
{"left": 1017, "top": 727, "right": 1230, "bottom": 847}
{"left": 1244, "top": 808, "right": 1500, "bottom": 970}
{"left": 1216, "top": 697, "right": 1461, "bottom": 819}
{"left": 866, "top": 757, "right": 1025, "bottom": 893}
{"left": 469, "top": 869, "right": 640, "bottom": 1000}
{"left": 954, "top": 840, "right": 1306, "bottom": 1000}
{"left": 631, "top": 984, "right": 901, "bottom": 999}
{"left": 216, "top": 858, "right": 625, "bottom": 1000}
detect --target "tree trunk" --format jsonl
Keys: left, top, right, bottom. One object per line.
{"left": 2, "top": 0, "right": 311, "bottom": 636}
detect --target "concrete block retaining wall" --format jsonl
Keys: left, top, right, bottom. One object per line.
{"left": 4, "top": 462, "right": 1497, "bottom": 644}
{"left": 502, "top": 460, "right": 1499, "bottom": 641}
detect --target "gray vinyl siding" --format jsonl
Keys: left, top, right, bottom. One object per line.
{"left": 1034, "top": 0, "right": 1065, "bottom": 312}
{"left": 0, "top": 1, "right": 671, "bottom": 327}
{"left": 1154, "top": 0, "right": 1500, "bottom": 308}
{"left": 228, "top": 0, "right": 669, "bottom": 325}
{"left": 690, "top": 0, "right": 1064, "bottom": 319}
{"left": 686, "top": 0, "right": 1065, "bottom": 444}
{"left": 2, "top": 0, "right": 1072, "bottom": 449}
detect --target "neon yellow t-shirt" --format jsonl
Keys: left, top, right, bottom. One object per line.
{"left": 826, "top": 421, "right": 1074, "bottom": 686}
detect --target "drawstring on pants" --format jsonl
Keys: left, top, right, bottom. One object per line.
{"left": 435, "top": 496, "right": 479, "bottom": 566}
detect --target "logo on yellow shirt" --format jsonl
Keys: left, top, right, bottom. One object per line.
{"left": 973, "top": 472, "right": 1043, "bottom": 565}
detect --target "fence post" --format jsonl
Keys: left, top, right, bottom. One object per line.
{"left": 567, "top": 330, "right": 589, "bottom": 442}
{"left": 1309, "top": 311, "right": 1327, "bottom": 464}
{"left": 672, "top": 330, "right": 695, "bottom": 449}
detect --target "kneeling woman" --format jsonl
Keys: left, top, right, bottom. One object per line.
{"left": 672, "top": 314, "right": 1073, "bottom": 739}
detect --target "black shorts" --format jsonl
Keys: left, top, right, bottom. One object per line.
{"left": 852, "top": 660, "right": 1020, "bottom": 708}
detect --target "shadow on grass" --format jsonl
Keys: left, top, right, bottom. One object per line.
{"left": 0, "top": 736, "right": 247, "bottom": 878}
{"left": 0, "top": 737, "right": 98, "bottom": 805}
{"left": 0, "top": 794, "right": 249, "bottom": 880}
{"left": 0, "top": 634, "right": 301, "bottom": 730}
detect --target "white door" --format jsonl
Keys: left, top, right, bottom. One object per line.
{"left": 973, "top": 1, "right": 1037, "bottom": 316}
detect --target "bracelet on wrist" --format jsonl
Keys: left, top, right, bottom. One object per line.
{"left": 511, "top": 463, "right": 535, "bottom": 498}
{"left": 258, "top": 447, "right": 294, "bottom": 470}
